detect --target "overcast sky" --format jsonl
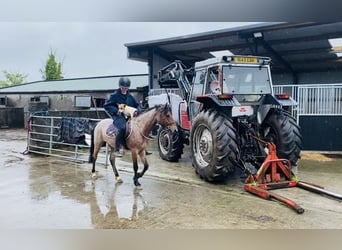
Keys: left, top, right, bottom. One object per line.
{"left": 0, "top": 22, "right": 260, "bottom": 83}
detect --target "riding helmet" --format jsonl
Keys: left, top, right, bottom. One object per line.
{"left": 119, "top": 77, "right": 131, "bottom": 88}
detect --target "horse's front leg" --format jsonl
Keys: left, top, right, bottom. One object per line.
{"left": 132, "top": 150, "right": 149, "bottom": 188}
{"left": 137, "top": 150, "right": 149, "bottom": 178}
{"left": 132, "top": 151, "right": 142, "bottom": 188}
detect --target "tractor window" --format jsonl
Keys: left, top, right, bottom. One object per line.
{"left": 193, "top": 69, "right": 206, "bottom": 85}
{"left": 192, "top": 69, "right": 206, "bottom": 97}
{"left": 206, "top": 67, "right": 220, "bottom": 94}
{"left": 222, "top": 65, "right": 271, "bottom": 95}
{"left": 189, "top": 69, "right": 206, "bottom": 120}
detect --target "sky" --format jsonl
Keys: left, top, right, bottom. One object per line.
{"left": 0, "top": 22, "right": 260, "bottom": 83}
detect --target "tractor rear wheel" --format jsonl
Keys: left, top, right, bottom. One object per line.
{"left": 190, "top": 109, "right": 239, "bottom": 182}
{"left": 262, "top": 109, "right": 302, "bottom": 165}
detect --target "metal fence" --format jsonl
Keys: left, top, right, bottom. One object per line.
{"left": 27, "top": 115, "right": 110, "bottom": 165}
{"left": 273, "top": 83, "right": 342, "bottom": 122}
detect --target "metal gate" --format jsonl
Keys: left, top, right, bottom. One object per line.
{"left": 27, "top": 115, "right": 110, "bottom": 165}
{"left": 273, "top": 84, "right": 342, "bottom": 151}
{"left": 273, "top": 83, "right": 342, "bottom": 117}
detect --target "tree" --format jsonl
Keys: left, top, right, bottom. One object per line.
{"left": 0, "top": 80, "right": 8, "bottom": 88}
{"left": 41, "top": 52, "right": 63, "bottom": 80}
{"left": 0, "top": 70, "right": 27, "bottom": 87}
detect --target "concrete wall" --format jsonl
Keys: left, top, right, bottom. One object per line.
{"left": 1, "top": 90, "right": 145, "bottom": 111}
{"left": 2, "top": 93, "right": 107, "bottom": 111}
{"left": 0, "top": 88, "right": 148, "bottom": 129}
{"left": 0, "top": 107, "right": 24, "bottom": 128}
{"left": 272, "top": 71, "right": 342, "bottom": 85}
{"left": 152, "top": 54, "right": 171, "bottom": 89}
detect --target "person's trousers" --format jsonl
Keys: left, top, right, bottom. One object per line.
{"left": 113, "top": 115, "right": 126, "bottom": 151}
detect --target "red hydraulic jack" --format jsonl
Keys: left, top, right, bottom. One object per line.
{"left": 244, "top": 142, "right": 342, "bottom": 214}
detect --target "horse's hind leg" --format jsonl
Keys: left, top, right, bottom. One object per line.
{"left": 91, "top": 145, "right": 100, "bottom": 179}
{"left": 109, "top": 148, "right": 123, "bottom": 183}
{"left": 91, "top": 143, "right": 101, "bottom": 179}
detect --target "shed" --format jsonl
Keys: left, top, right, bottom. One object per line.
{"left": 125, "top": 22, "right": 342, "bottom": 152}
{"left": 0, "top": 74, "right": 149, "bottom": 127}
{"left": 126, "top": 22, "right": 342, "bottom": 88}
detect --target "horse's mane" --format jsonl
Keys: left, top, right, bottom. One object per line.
{"left": 143, "top": 104, "right": 170, "bottom": 114}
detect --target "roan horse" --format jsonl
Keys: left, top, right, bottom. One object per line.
{"left": 88, "top": 104, "right": 177, "bottom": 188}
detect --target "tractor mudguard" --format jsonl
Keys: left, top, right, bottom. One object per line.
{"left": 256, "top": 94, "right": 297, "bottom": 124}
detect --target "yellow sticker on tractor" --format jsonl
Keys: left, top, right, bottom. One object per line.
{"left": 234, "top": 57, "right": 258, "bottom": 64}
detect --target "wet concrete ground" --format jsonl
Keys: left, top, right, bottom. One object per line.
{"left": 1, "top": 129, "right": 342, "bottom": 229}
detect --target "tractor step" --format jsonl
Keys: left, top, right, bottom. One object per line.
{"left": 244, "top": 142, "right": 342, "bottom": 214}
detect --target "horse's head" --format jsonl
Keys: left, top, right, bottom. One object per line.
{"left": 156, "top": 104, "right": 177, "bottom": 132}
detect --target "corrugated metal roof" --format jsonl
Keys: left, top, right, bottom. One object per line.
{"left": 126, "top": 22, "right": 342, "bottom": 75}
{"left": 0, "top": 74, "right": 148, "bottom": 93}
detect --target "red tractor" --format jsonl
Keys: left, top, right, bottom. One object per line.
{"left": 149, "top": 55, "right": 302, "bottom": 183}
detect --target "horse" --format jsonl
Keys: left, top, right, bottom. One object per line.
{"left": 88, "top": 104, "right": 177, "bottom": 189}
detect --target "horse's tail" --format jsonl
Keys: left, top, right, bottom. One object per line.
{"left": 88, "top": 126, "right": 95, "bottom": 163}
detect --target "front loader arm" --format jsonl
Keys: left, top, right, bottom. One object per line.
{"left": 158, "top": 60, "right": 193, "bottom": 101}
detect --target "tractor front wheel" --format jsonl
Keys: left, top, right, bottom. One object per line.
{"left": 157, "top": 127, "right": 183, "bottom": 162}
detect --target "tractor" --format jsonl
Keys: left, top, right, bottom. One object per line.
{"left": 149, "top": 55, "right": 302, "bottom": 183}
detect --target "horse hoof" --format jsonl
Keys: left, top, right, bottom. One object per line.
{"left": 91, "top": 173, "right": 97, "bottom": 179}
{"left": 135, "top": 185, "right": 143, "bottom": 190}
{"left": 116, "top": 177, "right": 123, "bottom": 183}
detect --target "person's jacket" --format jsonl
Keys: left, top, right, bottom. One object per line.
{"left": 104, "top": 89, "right": 141, "bottom": 117}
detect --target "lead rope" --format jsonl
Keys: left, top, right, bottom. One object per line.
{"left": 139, "top": 129, "right": 156, "bottom": 140}
{"left": 126, "top": 121, "right": 156, "bottom": 141}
